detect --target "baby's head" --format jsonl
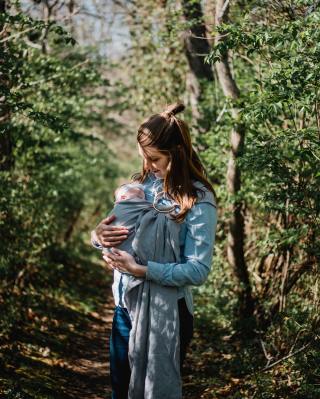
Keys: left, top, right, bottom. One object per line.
{"left": 115, "top": 183, "right": 145, "bottom": 203}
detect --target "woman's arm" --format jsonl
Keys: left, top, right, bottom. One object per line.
{"left": 145, "top": 202, "right": 218, "bottom": 287}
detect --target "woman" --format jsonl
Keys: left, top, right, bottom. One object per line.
{"left": 92, "top": 102, "right": 218, "bottom": 399}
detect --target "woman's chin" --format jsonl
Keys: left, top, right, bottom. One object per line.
{"left": 153, "top": 171, "right": 163, "bottom": 178}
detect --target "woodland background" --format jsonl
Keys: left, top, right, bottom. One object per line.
{"left": 0, "top": 0, "right": 319, "bottom": 398}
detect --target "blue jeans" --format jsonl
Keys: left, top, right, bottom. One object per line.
{"left": 109, "top": 298, "right": 194, "bottom": 399}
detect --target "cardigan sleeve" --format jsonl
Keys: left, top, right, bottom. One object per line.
{"left": 91, "top": 229, "right": 103, "bottom": 250}
{"left": 145, "top": 201, "right": 217, "bottom": 287}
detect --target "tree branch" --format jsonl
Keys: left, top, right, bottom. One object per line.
{"left": 259, "top": 340, "right": 313, "bottom": 372}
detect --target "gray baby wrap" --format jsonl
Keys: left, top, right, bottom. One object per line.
{"left": 109, "top": 198, "right": 182, "bottom": 399}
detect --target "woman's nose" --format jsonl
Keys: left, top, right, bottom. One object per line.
{"left": 144, "top": 159, "right": 152, "bottom": 170}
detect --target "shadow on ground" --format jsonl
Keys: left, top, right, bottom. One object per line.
{"left": 0, "top": 244, "right": 114, "bottom": 399}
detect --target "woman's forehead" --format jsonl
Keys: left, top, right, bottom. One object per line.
{"left": 138, "top": 144, "right": 163, "bottom": 157}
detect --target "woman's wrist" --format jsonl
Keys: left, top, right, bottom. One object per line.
{"left": 133, "top": 262, "right": 147, "bottom": 278}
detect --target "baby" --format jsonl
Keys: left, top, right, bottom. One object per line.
{"left": 92, "top": 181, "right": 179, "bottom": 285}
{"left": 91, "top": 183, "right": 146, "bottom": 251}
{"left": 115, "top": 182, "right": 177, "bottom": 211}
{"left": 114, "top": 183, "right": 145, "bottom": 203}
{"left": 99, "top": 183, "right": 147, "bottom": 257}
{"left": 92, "top": 181, "right": 178, "bottom": 256}
{"left": 90, "top": 182, "right": 147, "bottom": 281}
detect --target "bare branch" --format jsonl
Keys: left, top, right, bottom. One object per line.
{"left": 218, "top": 0, "right": 230, "bottom": 20}
{"left": 260, "top": 341, "right": 313, "bottom": 372}
{"left": 15, "top": 59, "right": 89, "bottom": 89}
{"left": 305, "top": 0, "right": 320, "bottom": 17}
{"left": 0, "top": 26, "right": 36, "bottom": 43}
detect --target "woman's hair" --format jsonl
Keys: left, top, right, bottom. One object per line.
{"left": 132, "top": 102, "right": 216, "bottom": 223}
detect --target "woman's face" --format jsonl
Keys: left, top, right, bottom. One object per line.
{"left": 138, "top": 143, "right": 170, "bottom": 179}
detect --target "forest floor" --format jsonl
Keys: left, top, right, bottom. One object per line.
{"left": 0, "top": 244, "right": 318, "bottom": 399}
{"left": 0, "top": 246, "right": 236, "bottom": 399}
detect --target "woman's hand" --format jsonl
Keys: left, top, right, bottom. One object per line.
{"left": 103, "top": 248, "right": 147, "bottom": 278}
{"left": 95, "top": 215, "right": 129, "bottom": 247}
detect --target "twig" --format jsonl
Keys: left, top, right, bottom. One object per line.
{"left": 289, "top": 328, "right": 306, "bottom": 355}
{"left": 218, "top": 0, "right": 230, "bottom": 20}
{"left": 0, "top": 25, "right": 8, "bottom": 37}
{"left": 314, "top": 92, "right": 320, "bottom": 140}
{"left": 15, "top": 59, "right": 89, "bottom": 89}
{"left": 24, "top": 38, "right": 42, "bottom": 50}
{"left": 236, "top": 52, "right": 255, "bottom": 66}
{"left": 0, "top": 26, "right": 36, "bottom": 43}
{"left": 259, "top": 338, "right": 273, "bottom": 367}
{"left": 279, "top": 247, "right": 290, "bottom": 311}
{"left": 216, "top": 102, "right": 227, "bottom": 122}
{"left": 259, "top": 340, "right": 313, "bottom": 372}
{"left": 305, "top": 0, "right": 320, "bottom": 17}
{"left": 191, "top": 52, "right": 215, "bottom": 57}
{"left": 0, "top": 7, "right": 80, "bottom": 44}
{"left": 78, "top": 9, "right": 127, "bottom": 19}
{"left": 310, "top": 150, "right": 320, "bottom": 161}
{"left": 182, "top": 31, "right": 230, "bottom": 43}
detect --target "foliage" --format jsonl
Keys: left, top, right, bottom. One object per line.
{"left": 0, "top": 1, "right": 120, "bottom": 338}
{"left": 119, "top": 0, "right": 190, "bottom": 117}
{"left": 204, "top": 0, "right": 320, "bottom": 312}
{"left": 195, "top": 1, "right": 320, "bottom": 395}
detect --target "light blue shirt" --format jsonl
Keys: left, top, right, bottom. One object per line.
{"left": 93, "top": 172, "right": 218, "bottom": 315}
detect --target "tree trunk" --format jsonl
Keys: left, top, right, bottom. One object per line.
{"left": 181, "top": 0, "right": 214, "bottom": 125}
{"left": 0, "top": 0, "right": 14, "bottom": 171}
{"left": 215, "top": 0, "right": 254, "bottom": 319}
{"left": 64, "top": 206, "right": 83, "bottom": 242}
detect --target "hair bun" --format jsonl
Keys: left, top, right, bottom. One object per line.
{"left": 164, "top": 102, "right": 185, "bottom": 117}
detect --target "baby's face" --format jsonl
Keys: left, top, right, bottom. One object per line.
{"left": 115, "top": 186, "right": 145, "bottom": 202}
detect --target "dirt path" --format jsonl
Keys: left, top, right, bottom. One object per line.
{"left": 52, "top": 294, "right": 210, "bottom": 399}
{"left": 60, "top": 294, "right": 201, "bottom": 399}
{"left": 65, "top": 302, "right": 207, "bottom": 399}
{"left": 0, "top": 283, "right": 116, "bottom": 399}
{"left": 1, "top": 268, "right": 210, "bottom": 399}
{"left": 61, "top": 298, "right": 114, "bottom": 399}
